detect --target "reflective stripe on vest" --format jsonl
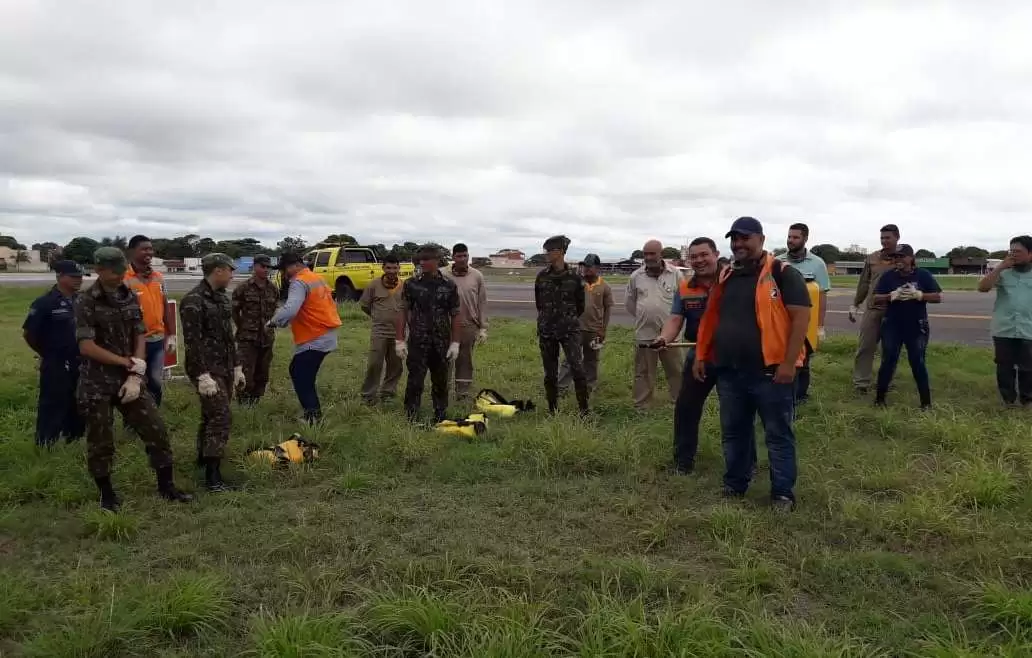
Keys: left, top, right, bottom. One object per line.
{"left": 695, "top": 254, "right": 806, "bottom": 368}
{"left": 124, "top": 267, "right": 165, "bottom": 337}
{"left": 290, "top": 269, "right": 343, "bottom": 345}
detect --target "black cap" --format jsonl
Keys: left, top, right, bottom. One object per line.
{"left": 891, "top": 244, "right": 915, "bottom": 257}
{"left": 543, "top": 235, "right": 570, "bottom": 252}
{"left": 416, "top": 244, "right": 440, "bottom": 260}
{"left": 53, "top": 260, "right": 84, "bottom": 277}
{"left": 725, "top": 216, "right": 764, "bottom": 238}
{"left": 580, "top": 253, "right": 602, "bottom": 267}
{"left": 254, "top": 254, "right": 272, "bottom": 267}
{"left": 276, "top": 253, "right": 305, "bottom": 269}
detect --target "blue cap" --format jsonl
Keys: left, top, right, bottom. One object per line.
{"left": 725, "top": 216, "right": 764, "bottom": 238}
{"left": 53, "top": 260, "right": 84, "bottom": 277}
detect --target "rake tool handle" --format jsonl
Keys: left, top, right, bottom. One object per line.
{"left": 638, "top": 341, "right": 697, "bottom": 349}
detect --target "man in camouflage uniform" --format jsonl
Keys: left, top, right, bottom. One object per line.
{"left": 232, "top": 254, "right": 279, "bottom": 405}
{"left": 180, "top": 253, "right": 243, "bottom": 492}
{"left": 75, "top": 247, "right": 192, "bottom": 511}
{"left": 395, "top": 244, "right": 461, "bottom": 423}
{"left": 535, "top": 235, "right": 589, "bottom": 415}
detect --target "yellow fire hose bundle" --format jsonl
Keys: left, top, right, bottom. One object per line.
{"left": 474, "top": 389, "right": 535, "bottom": 418}
{"left": 247, "top": 434, "right": 320, "bottom": 465}
{"left": 433, "top": 413, "right": 488, "bottom": 439}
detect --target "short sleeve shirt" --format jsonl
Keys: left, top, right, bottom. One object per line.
{"left": 776, "top": 251, "right": 831, "bottom": 292}
{"left": 875, "top": 268, "right": 942, "bottom": 327}
{"left": 402, "top": 272, "right": 460, "bottom": 345}
{"left": 990, "top": 268, "right": 1032, "bottom": 340}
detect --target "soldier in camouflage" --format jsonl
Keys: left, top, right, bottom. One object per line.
{"left": 232, "top": 254, "right": 279, "bottom": 405}
{"left": 395, "top": 244, "right": 461, "bottom": 423}
{"left": 180, "top": 253, "right": 242, "bottom": 492}
{"left": 535, "top": 235, "right": 589, "bottom": 415}
{"left": 75, "top": 247, "right": 192, "bottom": 511}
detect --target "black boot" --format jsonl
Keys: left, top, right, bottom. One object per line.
{"left": 432, "top": 408, "right": 447, "bottom": 424}
{"left": 156, "top": 466, "right": 193, "bottom": 503}
{"left": 406, "top": 407, "right": 420, "bottom": 423}
{"left": 95, "top": 476, "right": 121, "bottom": 512}
{"left": 204, "top": 458, "right": 233, "bottom": 493}
{"left": 575, "top": 383, "right": 590, "bottom": 417}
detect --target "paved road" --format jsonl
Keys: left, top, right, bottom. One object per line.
{"left": 1, "top": 274, "right": 994, "bottom": 346}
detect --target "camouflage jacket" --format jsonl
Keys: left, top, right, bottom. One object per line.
{"left": 232, "top": 276, "right": 279, "bottom": 345}
{"left": 74, "top": 281, "right": 145, "bottom": 394}
{"left": 401, "top": 272, "right": 460, "bottom": 347}
{"left": 180, "top": 280, "right": 237, "bottom": 381}
{"left": 534, "top": 265, "right": 585, "bottom": 338}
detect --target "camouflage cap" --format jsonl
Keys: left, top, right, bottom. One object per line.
{"left": 202, "top": 252, "right": 237, "bottom": 273}
{"left": 253, "top": 254, "right": 272, "bottom": 267}
{"left": 542, "top": 235, "right": 570, "bottom": 253}
{"left": 94, "top": 247, "right": 128, "bottom": 274}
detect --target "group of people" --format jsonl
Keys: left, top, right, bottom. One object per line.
{"left": 21, "top": 223, "right": 1032, "bottom": 512}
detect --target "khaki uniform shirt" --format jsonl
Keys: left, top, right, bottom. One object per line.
{"left": 360, "top": 276, "right": 404, "bottom": 339}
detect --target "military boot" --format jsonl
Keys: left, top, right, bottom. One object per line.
{"left": 204, "top": 458, "right": 234, "bottom": 493}
{"left": 156, "top": 466, "right": 194, "bottom": 503}
{"left": 94, "top": 476, "right": 121, "bottom": 512}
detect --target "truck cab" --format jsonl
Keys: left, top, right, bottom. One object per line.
{"left": 279, "top": 246, "right": 414, "bottom": 302}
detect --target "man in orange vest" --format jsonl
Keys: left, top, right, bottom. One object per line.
{"left": 268, "top": 252, "right": 342, "bottom": 424}
{"left": 693, "top": 217, "right": 811, "bottom": 512}
{"left": 125, "top": 235, "right": 176, "bottom": 406}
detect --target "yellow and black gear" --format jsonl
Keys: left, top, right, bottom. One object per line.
{"left": 247, "top": 434, "right": 320, "bottom": 465}
{"left": 474, "top": 389, "right": 535, "bottom": 418}
{"left": 433, "top": 413, "right": 488, "bottom": 439}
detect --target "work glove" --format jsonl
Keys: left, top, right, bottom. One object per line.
{"left": 817, "top": 327, "right": 826, "bottom": 342}
{"left": 197, "top": 373, "right": 219, "bottom": 397}
{"left": 233, "top": 366, "right": 246, "bottom": 390}
{"left": 889, "top": 287, "right": 904, "bottom": 302}
{"left": 395, "top": 341, "right": 408, "bottom": 359}
{"left": 848, "top": 306, "right": 859, "bottom": 323}
{"left": 165, "top": 336, "right": 176, "bottom": 354}
{"left": 128, "top": 356, "right": 147, "bottom": 377}
{"left": 476, "top": 329, "right": 488, "bottom": 346}
{"left": 909, "top": 289, "right": 924, "bottom": 301}
{"left": 118, "top": 375, "right": 142, "bottom": 404}
{"left": 589, "top": 336, "right": 605, "bottom": 351}
{"left": 446, "top": 342, "right": 460, "bottom": 361}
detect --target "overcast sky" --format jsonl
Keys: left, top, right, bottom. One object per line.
{"left": 2, "top": 1, "right": 1029, "bottom": 260}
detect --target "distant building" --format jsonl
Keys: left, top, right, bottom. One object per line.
{"left": 918, "top": 257, "right": 950, "bottom": 274}
{"left": 488, "top": 249, "right": 527, "bottom": 268}
{"left": 949, "top": 256, "right": 987, "bottom": 275}
{"left": 0, "top": 247, "right": 48, "bottom": 272}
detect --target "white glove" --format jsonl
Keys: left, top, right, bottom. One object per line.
{"left": 395, "top": 341, "right": 408, "bottom": 359}
{"left": 446, "top": 342, "right": 460, "bottom": 361}
{"left": 233, "top": 365, "right": 246, "bottom": 389}
{"left": 848, "top": 305, "right": 859, "bottom": 322}
{"left": 910, "top": 289, "right": 924, "bottom": 301}
{"left": 197, "top": 373, "right": 219, "bottom": 397}
{"left": 476, "top": 329, "right": 488, "bottom": 346}
{"left": 590, "top": 336, "right": 604, "bottom": 351}
{"left": 118, "top": 375, "right": 142, "bottom": 404}
{"left": 165, "top": 336, "right": 176, "bottom": 354}
{"left": 817, "top": 327, "right": 826, "bottom": 342}
{"left": 128, "top": 357, "right": 147, "bottom": 376}
{"left": 890, "top": 287, "right": 904, "bottom": 302}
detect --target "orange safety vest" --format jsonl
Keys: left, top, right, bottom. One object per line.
{"left": 124, "top": 266, "right": 166, "bottom": 337}
{"left": 290, "top": 269, "right": 342, "bottom": 345}
{"left": 696, "top": 254, "right": 806, "bottom": 368}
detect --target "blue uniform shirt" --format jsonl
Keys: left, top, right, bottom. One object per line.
{"left": 23, "top": 286, "right": 80, "bottom": 363}
{"left": 875, "top": 268, "right": 942, "bottom": 327}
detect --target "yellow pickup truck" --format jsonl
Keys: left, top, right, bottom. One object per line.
{"left": 280, "top": 246, "right": 415, "bottom": 302}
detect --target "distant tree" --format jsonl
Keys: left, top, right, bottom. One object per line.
{"left": 0, "top": 235, "right": 26, "bottom": 250}
{"left": 946, "top": 246, "right": 989, "bottom": 259}
{"left": 15, "top": 250, "right": 30, "bottom": 270}
{"left": 471, "top": 256, "right": 491, "bottom": 268}
{"left": 630, "top": 249, "right": 644, "bottom": 260}
{"left": 315, "top": 234, "right": 358, "bottom": 248}
{"left": 63, "top": 237, "right": 101, "bottom": 264}
{"left": 915, "top": 249, "right": 937, "bottom": 259}
{"left": 32, "top": 241, "right": 60, "bottom": 261}
{"left": 276, "top": 236, "right": 308, "bottom": 255}
{"left": 810, "top": 244, "right": 840, "bottom": 263}
{"left": 152, "top": 236, "right": 196, "bottom": 260}
{"left": 195, "top": 238, "right": 217, "bottom": 255}
{"left": 99, "top": 235, "right": 128, "bottom": 251}
{"left": 838, "top": 249, "right": 867, "bottom": 262}
{"left": 989, "top": 250, "right": 1008, "bottom": 260}
{"left": 525, "top": 253, "right": 547, "bottom": 266}
{"left": 661, "top": 246, "right": 681, "bottom": 260}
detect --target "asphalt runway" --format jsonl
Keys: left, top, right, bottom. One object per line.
{"left": 1, "top": 274, "right": 995, "bottom": 346}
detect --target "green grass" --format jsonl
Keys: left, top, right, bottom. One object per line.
{"left": 0, "top": 286, "right": 1028, "bottom": 656}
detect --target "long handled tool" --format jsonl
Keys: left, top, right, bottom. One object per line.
{"left": 637, "top": 341, "right": 696, "bottom": 349}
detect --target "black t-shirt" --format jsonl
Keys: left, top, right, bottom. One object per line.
{"left": 875, "top": 268, "right": 941, "bottom": 328}
{"left": 713, "top": 258, "right": 811, "bottom": 371}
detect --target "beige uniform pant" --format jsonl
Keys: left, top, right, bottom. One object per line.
{"left": 558, "top": 331, "right": 601, "bottom": 394}
{"left": 361, "top": 335, "right": 404, "bottom": 401}
{"left": 633, "top": 345, "right": 684, "bottom": 408}
{"left": 852, "top": 308, "right": 885, "bottom": 388}
{"left": 451, "top": 324, "right": 479, "bottom": 398}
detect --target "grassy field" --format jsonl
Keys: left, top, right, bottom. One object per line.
{"left": 1, "top": 286, "right": 1029, "bottom": 657}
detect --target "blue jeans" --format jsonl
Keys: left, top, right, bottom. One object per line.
{"left": 716, "top": 368, "right": 797, "bottom": 500}
{"left": 876, "top": 319, "right": 930, "bottom": 406}
{"left": 289, "top": 349, "right": 330, "bottom": 423}
{"left": 144, "top": 340, "right": 165, "bottom": 407}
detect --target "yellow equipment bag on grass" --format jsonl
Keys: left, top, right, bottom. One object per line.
{"left": 474, "top": 389, "right": 535, "bottom": 418}
{"left": 433, "top": 413, "right": 488, "bottom": 439}
{"left": 804, "top": 276, "right": 821, "bottom": 352}
{"left": 247, "top": 434, "right": 320, "bottom": 466}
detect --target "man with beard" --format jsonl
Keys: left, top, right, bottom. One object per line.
{"left": 979, "top": 236, "right": 1032, "bottom": 406}
{"left": 535, "top": 235, "right": 589, "bottom": 415}
{"left": 124, "top": 235, "right": 176, "bottom": 406}
{"left": 359, "top": 253, "right": 405, "bottom": 404}
{"left": 443, "top": 243, "right": 489, "bottom": 400}
{"left": 850, "top": 224, "right": 901, "bottom": 394}
{"left": 694, "top": 217, "right": 810, "bottom": 512}
{"left": 651, "top": 238, "right": 728, "bottom": 475}
{"left": 558, "top": 253, "right": 613, "bottom": 397}
{"left": 232, "top": 254, "right": 279, "bottom": 406}
{"left": 626, "top": 239, "right": 684, "bottom": 410}
{"left": 776, "top": 223, "right": 831, "bottom": 404}
{"left": 23, "top": 260, "right": 86, "bottom": 446}
{"left": 181, "top": 253, "right": 243, "bottom": 492}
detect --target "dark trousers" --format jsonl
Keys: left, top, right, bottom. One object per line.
{"left": 540, "top": 333, "right": 588, "bottom": 412}
{"left": 876, "top": 320, "right": 931, "bottom": 406}
{"left": 37, "top": 358, "right": 84, "bottom": 446}
{"left": 993, "top": 337, "right": 1032, "bottom": 405}
{"left": 795, "top": 342, "right": 813, "bottom": 404}
{"left": 197, "top": 376, "right": 232, "bottom": 460}
{"left": 405, "top": 343, "right": 449, "bottom": 419}
{"left": 288, "top": 349, "right": 330, "bottom": 423}
{"left": 673, "top": 352, "right": 717, "bottom": 469}
{"left": 144, "top": 340, "right": 165, "bottom": 407}
{"left": 237, "top": 341, "right": 274, "bottom": 403}
{"left": 716, "top": 368, "right": 796, "bottom": 500}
